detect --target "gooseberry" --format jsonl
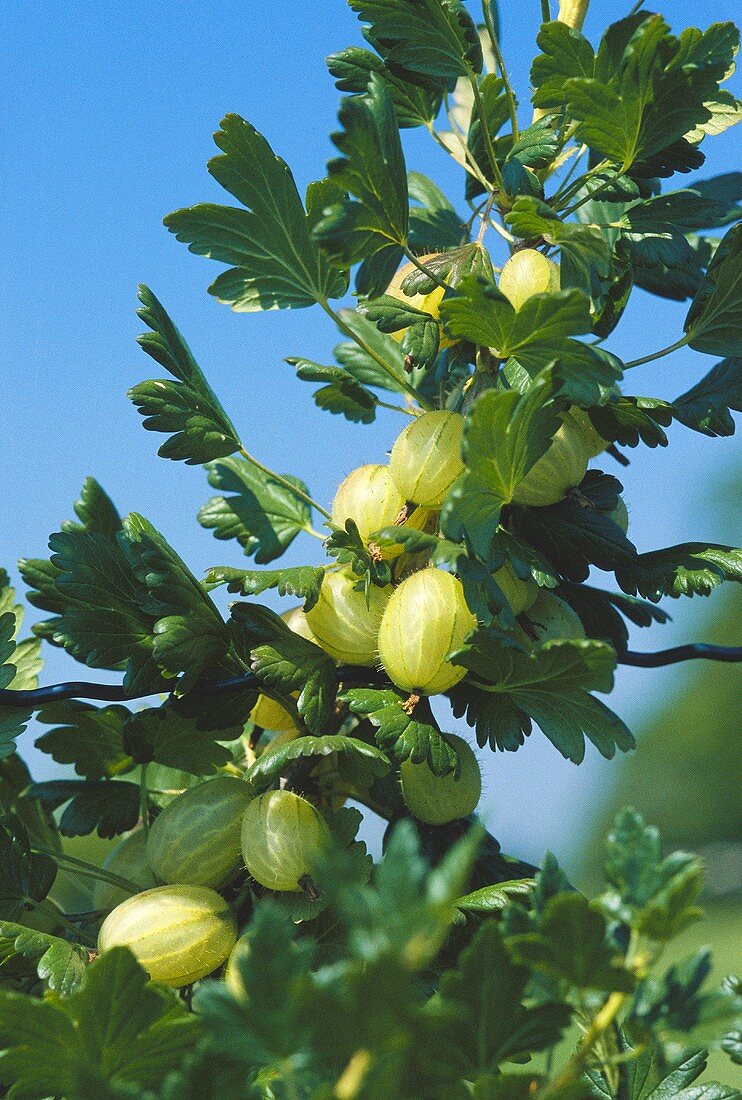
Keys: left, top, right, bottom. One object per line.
{"left": 282, "top": 604, "right": 318, "bottom": 646}
{"left": 145, "top": 776, "right": 253, "bottom": 889}
{"left": 569, "top": 407, "right": 610, "bottom": 459}
{"left": 400, "top": 734, "right": 482, "bottom": 825}
{"left": 98, "top": 884, "right": 237, "bottom": 987}
{"left": 378, "top": 567, "right": 477, "bottom": 695}
{"left": 388, "top": 411, "right": 465, "bottom": 508}
{"left": 517, "top": 591, "right": 586, "bottom": 645}
{"left": 511, "top": 412, "right": 591, "bottom": 507}
{"left": 249, "top": 692, "right": 296, "bottom": 731}
{"left": 493, "top": 562, "right": 539, "bottom": 616}
{"left": 331, "top": 464, "right": 404, "bottom": 543}
{"left": 93, "top": 829, "right": 158, "bottom": 911}
{"left": 306, "top": 569, "right": 390, "bottom": 665}
{"left": 240, "top": 789, "right": 331, "bottom": 893}
{"left": 499, "top": 248, "right": 560, "bottom": 311}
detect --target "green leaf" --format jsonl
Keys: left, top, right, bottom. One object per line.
{"left": 327, "top": 47, "right": 442, "bottom": 128}
{"left": 0, "top": 815, "right": 56, "bottom": 921}
{"left": 442, "top": 279, "right": 619, "bottom": 401}
{"left": 123, "top": 704, "right": 235, "bottom": 777}
{"left": 400, "top": 242, "right": 493, "bottom": 294}
{"left": 600, "top": 808, "right": 703, "bottom": 941}
{"left": 230, "top": 603, "right": 336, "bottom": 735}
{"left": 441, "top": 375, "right": 559, "bottom": 565}
{"left": 332, "top": 817, "right": 481, "bottom": 968}
{"left": 25, "top": 780, "right": 140, "bottom": 838}
{"left": 165, "top": 114, "right": 345, "bottom": 310}
{"left": 246, "top": 734, "right": 390, "bottom": 793}
{"left": 34, "top": 698, "right": 234, "bottom": 782}
{"left": 588, "top": 397, "right": 673, "bottom": 448}
{"left": 34, "top": 702, "right": 134, "bottom": 780}
{"left": 44, "top": 527, "right": 163, "bottom": 696}
{"left": 204, "top": 564, "right": 325, "bottom": 611}
{"left": 128, "top": 286, "right": 241, "bottom": 465}
{"left": 631, "top": 950, "right": 742, "bottom": 1048}
{"left": 0, "top": 947, "right": 201, "bottom": 1097}
{"left": 616, "top": 543, "right": 742, "bottom": 601}
{"left": 199, "top": 455, "right": 312, "bottom": 565}
{"left": 510, "top": 471, "right": 638, "bottom": 582}
{"left": 673, "top": 358, "right": 742, "bottom": 437}
{"left": 508, "top": 893, "right": 636, "bottom": 992}
{"left": 0, "top": 921, "right": 88, "bottom": 995}
{"left": 455, "top": 879, "right": 535, "bottom": 913}
{"left": 465, "top": 74, "right": 509, "bottom": 198}
{"left": 194, "top": 900, "right": 313, "bottom": 1069}
{"left": 347, "top": 0, "right": 483, "bottom": 89}
{"left": 287, "top": 358, "right": 378, "bottom": 424}
{"left": 123, "top": 513, "right": 232, "bottom": 694}
{"left": 323, "top": 76, "right": 409, "bottom": 297}
{"left": 334, "top": 307, "right": 410, "bottom": 393}
{"left": 531, "top": 21, "right": 595, "bottom": 110}
{"left": 430, "top": 922, "right": 572, "bottom": 1079}
{"left": 685, "top": 224, "right": 742, "bottom": 356}
{"left": 618, "top": 190, "right": 741, "bottom": 269}
{"left": 450, "top": 634, "right": 634, "bottom": 763}
{"left": 324, "top": 519, "right": 393, "bottom": 590}
{"left": 633, "top": 233, "right": 717, "bottom": 302}
{"left": 442, "top": 278, "right": 588, "bottom": 356}
{"left": 343, "top": 687, "right": 458, "bottom": 775}
{"left": 0, "top": 575, "right": 42, "bottom": 758}
{"left": 370, "top": 525, "right": 460, "bottom": 569}
{"left": 557, "top": 583, "right": 669, "bottom": 656}
{"left": 564, "top": 15, "right": 722, "bottom": 173}
{"left": 408, "top": 171, "right": 466, "bottom": 250}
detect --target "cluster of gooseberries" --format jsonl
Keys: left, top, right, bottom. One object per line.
{"left": 95, "top": 248, "right": 627, "bottom": 989}
{"left": 309, "top": 246, "right": 624, "bottom": 687}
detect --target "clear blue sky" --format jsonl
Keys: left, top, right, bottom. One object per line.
{"left": 2, "top": 0, "right": 740, "bottom": 865}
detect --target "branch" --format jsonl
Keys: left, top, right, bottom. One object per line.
{"left": 0, "top": 646, "right": 740, "bottom": 709}
{"left": 620, "top": 643, "right": 742, "bottom": 667}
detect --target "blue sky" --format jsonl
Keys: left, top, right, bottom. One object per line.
{"left": 2, "top": 0, "right": 740, "bottom": 866}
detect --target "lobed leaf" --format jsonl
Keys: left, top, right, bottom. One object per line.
{"left": 165, "top": 114, "right": 346, "bottom": 310}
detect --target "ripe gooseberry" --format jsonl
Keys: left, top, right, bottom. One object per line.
{"left": 386, "top": 254, "right": 457, "bottom": 348}
{"left": 306, "top": 569, "right": 390, "bottom": 665}
{"left": 93, "top": 829, "right": 158, "bottom": 911}
{"left": 400, "top": 734, "right": 481, "bottom": 825}
{"left": 98, "top": 884, "right": 237, "bottom": 987}
{"left": 499, "top": 248, "right": 560, "bottom": 311}
{"left": 240, "top": 789, "right": 331, "bottom": 893}
{"left": 145, "top": 777, "right": 253, "bottom": 889}
{"left": 493, "top": 562, "right": 539, "bottom": 616}
{"left": 282, "top": 604, "right": 318, "bottom": 645}
{"left": 515, "top": 591, "right": 586, "bottom": 646}
{"left": 568, "top": 407, "right": 610, "bottom": 459}
{"left": 331, "top": 464, "right": 404, "bottom": 543}
{"left": 378, "top": 567, "right": 477, "bottom": 695}
{"left": 249, "top": 692, "right": 296, "bottom": 731}
{"left": 388, "top": 410, "right": 465, "bottom": 508}
{"left": 511, "top": 411, "right": 592, "bottom": 507}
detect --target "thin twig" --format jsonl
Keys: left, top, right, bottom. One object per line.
{"left": 1, "top": 646, "right": 740, "bottom": 709}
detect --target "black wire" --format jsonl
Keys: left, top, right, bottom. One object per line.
{"left": 0, "top": 646, "right": 739, "bottom": 709}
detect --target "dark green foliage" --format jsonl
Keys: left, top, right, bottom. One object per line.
{"left": 1, "top": 1, "right": 741, "bottom": 1096}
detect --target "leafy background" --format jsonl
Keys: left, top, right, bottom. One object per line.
{"left": 1, "top": 0, "right": 739, "bottom": 899}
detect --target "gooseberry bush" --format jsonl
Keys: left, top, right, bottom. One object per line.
{"left": 0, "top": 0, "right": 741, "bottom": 1096}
